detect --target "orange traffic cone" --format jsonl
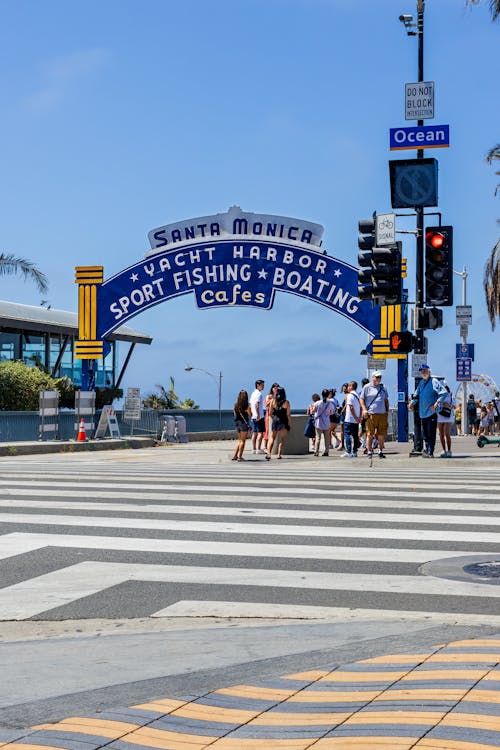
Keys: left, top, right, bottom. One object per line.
{"left": 77, "top": 418, "right": 87, "bottom": 442}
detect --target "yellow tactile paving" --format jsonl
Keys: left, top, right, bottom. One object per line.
{"left": 286, "top": 690, "right": 381, "bottom": 702}
{"left": 342, "top": 710, "right": 446, "bottom": 725}
{"left": 441, "top": 712, "right": 500, "bottom": 731}
{"left": 425, "top": 653, "right": 500, "bottom": 663}
{"left": 466, "top": 688, "right": 500, "bottom": 703}
{"left": 399, "top": 669, "right": 488, "bottom": 681}
{"left": 480, "top": 671, "right": 500, "bottom": 680}
{"left": 208, "top": 739, "right": 317, "bottom": 749}
{"left": 317, "top": 671, "right": 408, "bottom": 682}
{"left": 171, "top": 703, "right": 261, "bottom": 723}
{"left": 119, "top": 726, "right": 217, "bottom": 749}
{"left": 446, "top": 639, "right": 500, "bottom": 647}
{"left": 414, "top": 740, "right": 500, "bottom": 750}
{"left": 32, "top": 718, "right": 139, "bottom": 738}
{"left": 214, "top": 685, "right": 297, "bottom": 700}
{"left": 249, "top": 711, "right": 352, "bottom": 726}
{"left": 283, "top": 670, "right": 331, "bottom": 680}
{"left": 131, "top": 698, "right": 188, "bottom": 712}
{"left": 313, "top": 738, "right": 419, "bottom": 749}
{"left": 359, "top": 654, "right": 432, "bottom": 664}
{"left": 373, "top": 689, "right": 469, "bottom": 701}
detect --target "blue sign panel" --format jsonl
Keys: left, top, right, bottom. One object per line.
{"left": 96, "top": 240, "right": 381, "bottom": 340}
{"left": 456, "top": 357, "right": 472, "bottom": 382}
{"left": 456, "top": 343, "right": 475, "bottom": 361}
{"left": 390, "top": 124, "right": 450, "bottom": 151}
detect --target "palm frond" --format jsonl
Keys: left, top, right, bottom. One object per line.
{"left": 466, "top": 0, "right": 500, "bottom": 21}
{"left": 484, "top": 237, "right": 500, "bottom": 329}
{"left": 0, "top": 253, "right": 49, "bottom": 294}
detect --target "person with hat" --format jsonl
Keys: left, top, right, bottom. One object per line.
{"left": 360, "top": 371, "right": 390, "bottom": 459}
{"left": 409, "top": 364, "right": 447, "bottom": 458}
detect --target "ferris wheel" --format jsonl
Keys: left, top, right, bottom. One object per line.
{"left": 455, "top": 374, "right": 499, "bottom": 406}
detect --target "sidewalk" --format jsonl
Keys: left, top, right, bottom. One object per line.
{"left": 2, "top": 635, "right": 500, "bottom": 749}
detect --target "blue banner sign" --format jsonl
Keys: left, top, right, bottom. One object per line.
{"left": 456, "top": 343, "right": 475, "bottom": 361}
{"left": 96, "top": 239, "right": 381, "bottom": 339}
{"left": 456, "top": 357, "right": 472, "bottom": 382}
{"left": 390, "top": 124, "right": 450, "bottom": 151}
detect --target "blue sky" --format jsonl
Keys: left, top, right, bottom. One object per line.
{"left": 0, "top": 0, "right": 498, "bottom": 409}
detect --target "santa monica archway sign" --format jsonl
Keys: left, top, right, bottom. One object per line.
{"left": 74, "top": 206, "right": 380, "bottom": 363}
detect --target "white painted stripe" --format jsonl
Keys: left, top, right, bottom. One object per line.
{"left": 2, "top": 512, "right": 500, "bottom": 542}
{"left": 0, "top": 531, "right": 476, "bottom": 564}
{"left": 152, "top": 600, "right": 500, "bottom": 626}
{"left": 2, "top": 499, "right": 500, "bottom": 526}
{"left": 3, "top": 484, "right": 500, "bottom": 502}
{"left": 1, "top": 561, "right": 499, "bottom": 620}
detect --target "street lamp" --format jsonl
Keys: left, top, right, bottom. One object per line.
{"left": 184, "top": 365, "right": 223, "bottom": 430}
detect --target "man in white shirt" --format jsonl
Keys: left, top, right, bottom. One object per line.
{"left": 250, "top": 379, "right": 266, "bottom": 454}
{"left": 343, "top": 381, "right": 362, "bottom": 457}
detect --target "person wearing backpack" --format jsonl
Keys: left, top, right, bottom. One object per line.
{"left": 360, "top": 371, "right": 390, "bottom": 459}
{"left": 409, "top": 364, "right": 447, "bottom": 458}
{"left": 343, "top": 381, "right": 362, "bottom": 458}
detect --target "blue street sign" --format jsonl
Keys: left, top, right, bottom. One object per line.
{"left": 456, "top": 357, "right": 472, "bottom": 382}
{"left": 390, "top": 124, "right": 450, "bottom": 151}
{"left": 456, "top": 343, "right": 475, "bottom": 361}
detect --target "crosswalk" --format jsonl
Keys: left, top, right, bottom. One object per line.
{"left": 1, "top": 451, "right": 500, "bottom": 623}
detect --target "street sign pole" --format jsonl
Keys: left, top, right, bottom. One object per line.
{"left": 453, "top": 267, "right": 469, "bottom": 434}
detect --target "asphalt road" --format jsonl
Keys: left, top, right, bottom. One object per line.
{"left": 1, "top": 435, "right": 500, "bottom": 728}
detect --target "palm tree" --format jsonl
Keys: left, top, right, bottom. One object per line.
{"left": 467, "top": 0, "right": 500, "bottom": 21}
{"left": 0, "top": 253, "right": 48, "bottom": 294}
{"left": 483, "top": 145, "right": 500, "bottom": 329}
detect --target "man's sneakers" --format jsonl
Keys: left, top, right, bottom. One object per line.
{"left": 378, "top": 451, "right": 386, "bottom": 459}
{"left": 440, "top": 450, "right": 452, "bottom": 458}
{"left": 366, "top": 451, "right": 373, "bottom": 458}
{"left": 422, "top": 451, "right": 434, "bottom": 458}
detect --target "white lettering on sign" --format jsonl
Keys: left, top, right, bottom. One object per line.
{"left": 393, "top": 128, "right": 446, "bottom": 145}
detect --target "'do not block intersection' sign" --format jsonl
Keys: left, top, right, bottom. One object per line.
{"left": 75, "top": 207, "right": 381, "bottom": 359}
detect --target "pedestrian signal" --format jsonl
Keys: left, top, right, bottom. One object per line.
{"left": 389, "top": 330, "right": 413, "bottom": 354}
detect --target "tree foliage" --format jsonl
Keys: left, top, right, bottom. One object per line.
{"left": 466, "top": 0, "right": 500, "bottom": 21}
{"left": 0, "top": 361, "right": 72, "bottom": 410}
{"left": 0, "top": 254, "right": 48, "bottom": 294}
{"left": 142, "top": 376, "right": 199, "bottom": 410}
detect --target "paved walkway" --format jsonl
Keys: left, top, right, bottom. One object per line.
{"left": 3, "top": 636, "right": 500, "bottom": 750}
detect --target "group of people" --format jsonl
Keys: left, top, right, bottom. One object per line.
{"left": 307, "top": 372, "right": 390, "bottom": 459}
{"left": 232, "top": 365, "right": 494, "bottom": 463}
{"left": 466, "top": 393, "right": 500, "bottom": 436}
{"left": 232, "top": 380, "right": 291, "bottom": 461}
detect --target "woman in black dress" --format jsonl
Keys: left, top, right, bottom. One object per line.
{"left": 265, "top": 386, "right": 291, "bottom": 460}
{"left": 232, "top": 390, "right": 252, "bottom": 461}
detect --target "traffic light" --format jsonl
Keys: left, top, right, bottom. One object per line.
{"left": 358, "top": 240, "right": 403, "bottom": 305}
{"left": 357, "top": 216, "right": 377, "bottom": 301}
{"left": 425, "top": 225, "right": 453, "bottom": 306}
{"left": 389, "top": 330, "right": 413, "bottom": 354}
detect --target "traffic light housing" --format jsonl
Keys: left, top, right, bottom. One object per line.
{"left": 425, "top": 225, "right": 453, "bottom": 306}
{"left": 389, "top": 330, "right": 414, "bottom": 354}
{"left": 358, "top": 229, "right": 403, "bottom": 306}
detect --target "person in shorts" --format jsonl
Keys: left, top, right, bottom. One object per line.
{"left": 360, "top": 371, "right": 389, "bottom": 459}
{"left": 249, "top": 379, "right": 266, "bottom": 454}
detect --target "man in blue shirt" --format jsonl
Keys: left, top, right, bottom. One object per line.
{"left": 409, "top": 364, "right": 447, "bottom": 458}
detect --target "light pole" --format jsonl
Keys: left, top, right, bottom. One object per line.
{"left": 184, "top": 366, "right": 223, "bottom": 430}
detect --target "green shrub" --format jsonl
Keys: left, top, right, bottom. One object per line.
{"left": 0, "top": 361, "right": 72, "bottom": 411}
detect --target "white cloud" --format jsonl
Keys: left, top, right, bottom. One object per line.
{"left": 24, "top": 48, "right": 109, "bottom": 112}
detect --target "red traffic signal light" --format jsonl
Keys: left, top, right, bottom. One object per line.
{"left": 389, "top": 330, "right": 413, "bottom": 354}
{"left": 426, "top": 230, "right": 444, "bottom": 249}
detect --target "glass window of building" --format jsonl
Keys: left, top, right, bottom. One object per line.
{"left": 0, "top": 331, "right": 19, "bottom": 361}
{"left": 22, "top": 332, "right": 46, "bottom": 369}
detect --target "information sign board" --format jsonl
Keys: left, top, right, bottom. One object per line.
{"left": 368, "top": 357, "right": 386, "bottom": 370}
{"left": 456, "top": 357, "right": 472, "bottom": 382}
{"left": 456, "top": 343, "right": 475, "bottom": 361}
{"left": 375, "top": 214, "right": 395, "bottom": 246}
{"left": 124, "top": 387, "right": 141, "bottom": 421}
{"left": 456, "top": 305, "right": 472, "bottom": 325}
{"left": 411, "top": 353, "right": 427, "bottom": 378}
{"left": 405, "top": 81, "right": 434, "bottom": 120}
